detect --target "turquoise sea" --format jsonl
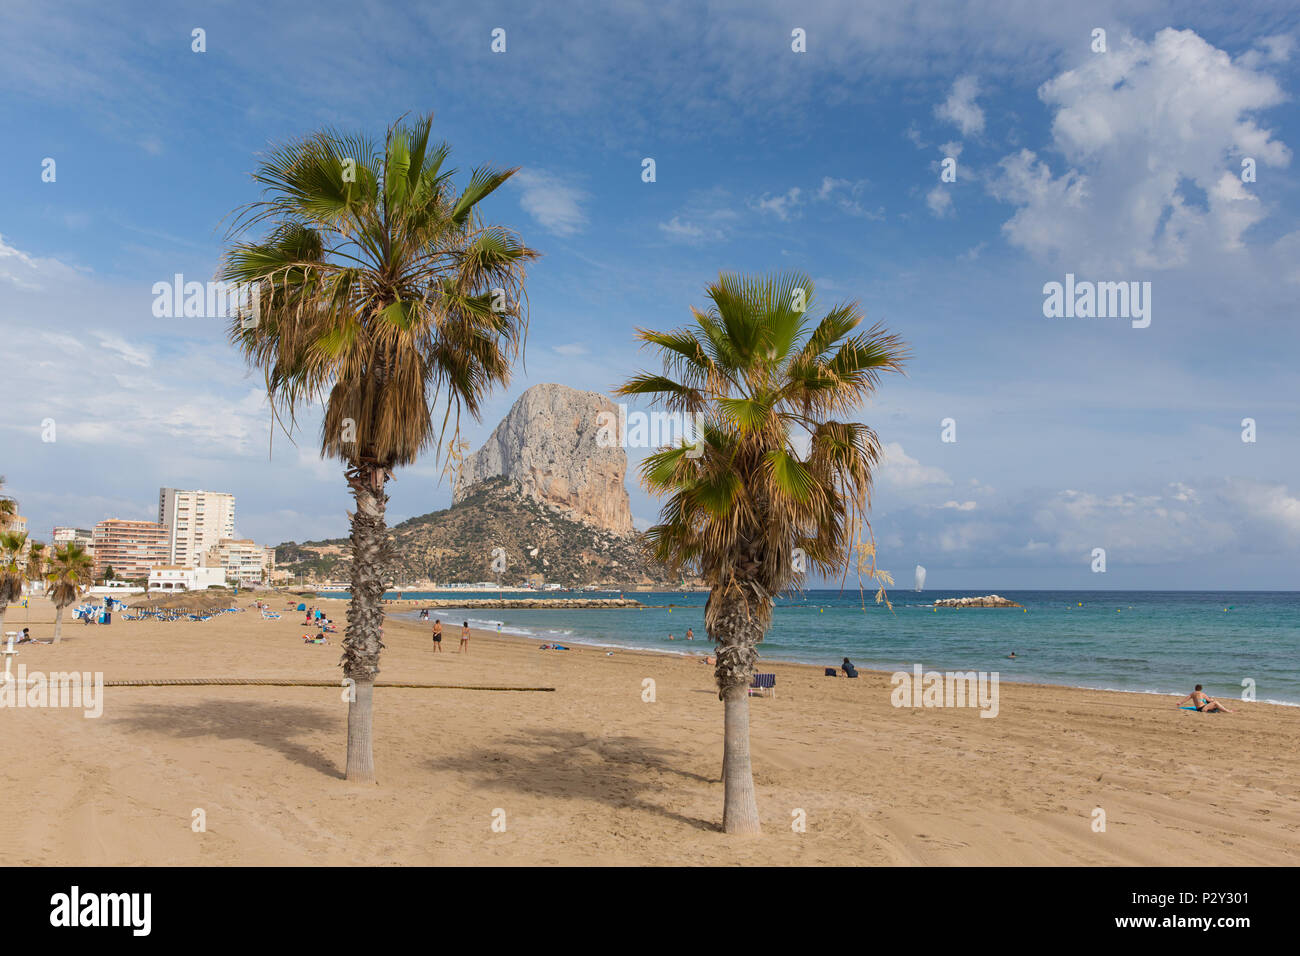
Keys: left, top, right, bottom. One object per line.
{"left": 374, "top": 589, "right": 1300, "bottom": 706}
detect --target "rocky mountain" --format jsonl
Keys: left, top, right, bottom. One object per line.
{"left": 274, "top": 383, "right": 693, "bottom": 587}
{"left": 452, "top": 383, "right": 633, "bottom": 534}
{"left": 277, "top": 477, "right": 681, "bottom": 587}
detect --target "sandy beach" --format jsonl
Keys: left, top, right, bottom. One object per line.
{"left": 1, "top": 595, "right": 1296, "bottom": 866}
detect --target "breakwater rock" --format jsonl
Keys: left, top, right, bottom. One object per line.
{"left": 933, "top": 595, "right": 1024, "bottom": 608}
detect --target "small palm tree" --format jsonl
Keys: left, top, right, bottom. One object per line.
{"left": 0, "top": 476, "right": 15, "bottom": 532}
{"left": 222, "top": 113, "right": 537, "bottom": 782}
{"left": 25, "top": 541, "right": 46, "bottom": 595}
{"left": 0, "top": 531, "right": 29, "bottom": 642}
{"left": 47, "top": 542, "right": 95, "bottom": 643}
{"left": 617, "top": 272, "right": 907, "bottom": 833}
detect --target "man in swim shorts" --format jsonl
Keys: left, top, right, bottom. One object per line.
{"left": 432, "top": 619, "right": 443, "bottom": 652}
{"left": 1178, "top": 684, "right": 1232, "bottom": 713}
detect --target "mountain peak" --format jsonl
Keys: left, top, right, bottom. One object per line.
{"left": 452, "top": 383, "right": 634, "bottom": 535}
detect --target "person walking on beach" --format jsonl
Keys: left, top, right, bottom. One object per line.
{"left": 432, "top": 619, "right": 443, "bottom": 652}
{"left": 459, "top": 621, "right": 470, "bottom": 653}
{"left": 1179, "top": 684, "right": 1233, "bottom": 713}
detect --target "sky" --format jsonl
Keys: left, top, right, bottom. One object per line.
{"left": 1, "top": 0, "right": 1298, "bottom": 589}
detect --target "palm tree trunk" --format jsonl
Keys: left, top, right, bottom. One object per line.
{"left": 710, "top": 582, "right": 766, "bottom": 835}
{"left": 341, "top": 464, "right": 389, "bottom": 783}
{"left": 722, "top": 683, "right": 760, "bottom": 833}
{"left": 53, "top": 605, "right": 64, "bottom": 644}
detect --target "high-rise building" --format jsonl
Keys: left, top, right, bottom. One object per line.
{"left": 92, "top": 520, "right": 169, "bottom": 579}
{"left": 202, "top": 538, "right": 274, "bottom": 586}
{"left": 158, "top": 488, "right": 236, "bottom": 567}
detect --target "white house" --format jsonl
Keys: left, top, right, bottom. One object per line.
{"left": 148, "top": 565, "right": 228, "bottom": 592}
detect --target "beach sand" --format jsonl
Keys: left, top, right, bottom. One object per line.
{"left": 1, "top": 596, "right": 1296, "bottom": 865}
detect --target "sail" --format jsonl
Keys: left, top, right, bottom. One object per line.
{"left": 914, "top": 564, "right": 927, "bottom": 591}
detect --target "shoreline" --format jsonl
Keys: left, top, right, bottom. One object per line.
{"left": 380, "top": 606, "right": 1300, "bottom": 709}
{"left": 2, "top": 595, "right": 1296, "bottom": 865}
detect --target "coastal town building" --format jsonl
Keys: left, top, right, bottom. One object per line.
{"left": 52, "top": 526, "right": 95, "bottom": 552}
{"left": 202, "top": 537, "right": 274, "bottom": 586}
{"left": 147, "top": 565, "right": 228, "bottom": 592}
{"left": 91, "top": 519, "right": 170, "bottom": 580}
{"left": 158, "top": 488, "right": 236, "bottom": 567}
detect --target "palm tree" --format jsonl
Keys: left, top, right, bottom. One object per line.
{"left": 617, "top": 272, "right": 907, "bottom": 833}
{"left": 25, "top": 541, "right": 47, "bottom": 594}
{"left": 222, "top": 113, "right": 537, "bottom": 783}
{"left": 0, "top": 476, "right": 15, "bottom": 533}
{"left": 0, "top": 531, "right": 29, "bottom": 643}
{"left": 47, "top": 542, "right": 95, "bottom": 643}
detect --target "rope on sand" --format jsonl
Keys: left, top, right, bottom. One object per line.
{"left": 100, "top": 678, "right": 554, "bottom": 691}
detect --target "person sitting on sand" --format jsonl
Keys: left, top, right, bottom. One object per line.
{"left": 842, "top": 657, "right": 858, "bottom": 678}
{"left": 1179, "top": 684, "right": 1232, "bottom": 713}
{"left": 459, "top": 621, "right": 470, "bottom": 653}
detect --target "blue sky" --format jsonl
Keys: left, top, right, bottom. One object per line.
{"left": 2, "top": 0, "right": 1298, "bottom": 589}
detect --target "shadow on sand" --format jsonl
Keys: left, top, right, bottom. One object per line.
{"left": 109, "top": 698, "right": 341, "bottom": 778}
{"left": 428, "top": 727, "right": 719, "bottom": 831}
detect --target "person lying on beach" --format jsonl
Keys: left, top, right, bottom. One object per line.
{"left": 1178, "top": 685, "right": 1232, "bottom": 713}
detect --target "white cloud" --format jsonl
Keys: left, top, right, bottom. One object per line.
{"left": 749, "top": 187, "right": 803, "bottom": 221}
{"left": 935, "top": 75, "right": 985, "bottom": 136}
{"left": 925, "top": 185, "right": 953, "bottom": 218}
{"left": 553, "top": 343, "right": 588, "bottom": 357}
{"left": 511, "top": 168, "right": 588, "bottom": 237}
{"left": 0, "top": 234, "right": 78, "bottom": 290}
{"left": 1237, "top": 34, "right": 1294, "bottom": 69}
{"left": 988, "top": 28, "right": 1291, "bottom": 272}
{"left": 816, "top": 178, "right": 884, "bottom": 220}
{"left": 878, "top": 442, "right": 953, "bottom": 489}
{"left": 940, "top": 500, "right": 977, "bottom": 511}
{"left": 92, "top": 332, "right": 151, "bottom": 367}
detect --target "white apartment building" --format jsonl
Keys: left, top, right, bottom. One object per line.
{"left": 203, "top": 538, "right": 274, "bottom": 586}
{"left": 148, "top": 565, "right": 228, "bottom": 591}
{"left": 158, "top": 488, "right": 236, "bottom": 567}
{"left": 52, "top": 526, "right": 95, "bottom": 551}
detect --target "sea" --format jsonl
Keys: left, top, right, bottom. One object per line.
{"left": 369, "top": 589, "right": 1299, "bottom": 706}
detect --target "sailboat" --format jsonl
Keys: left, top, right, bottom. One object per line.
{"left": 914, "top": 564, "right": 927, "bottom": 592}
